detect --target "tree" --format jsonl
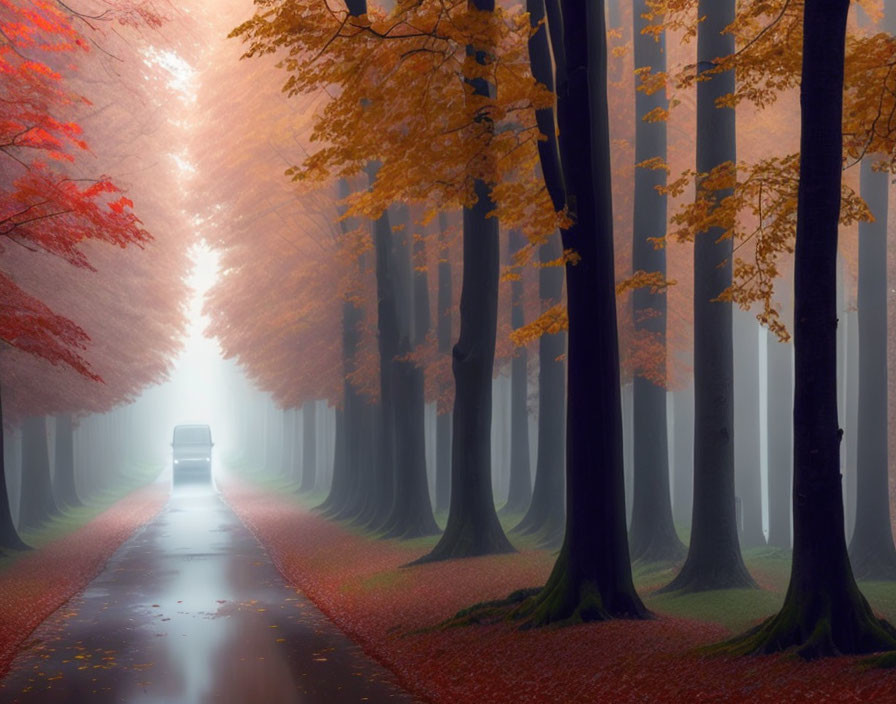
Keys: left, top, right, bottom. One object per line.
{"left": 500, "top": 230, "right": 532, "bottom": 516}
{"left": 380, "top": 207, "right": 440, "bottom": 539}
{"left": 627, "top": 0, "right": 686, "bottom": 564}
{"left": 512, "top": 0, "right": 647, "bottom": 624}
{"left": 660, "top": 0, "right": 755, "bottom": 593}
{"left": 724, "top": 0, "right": 896, "bottom": 658}
{"left": 512, "top": 233, "right": 566, "bottom": 547}
{"left": 18, "top": 416, "right": 56, "bottom": 531}
{"left": 766, "top": 328, "right": 793, "bottom": 549}
{"left": 434, "top": 213, "right": 454, "bottom": 514}
{"left": 848, "top": 152, "right": 896, "bottom": 578}
{"left": 734, "top": 310, "right": 765, "bottom": 548}
{"left": 506, "top": 0, "right": 567, "bottom": 549}
{"left": 418, "top": 0, "right": 513, "bottom": 561}
{"left": 53, "top": 413, "right": 79, "bottom": 508}
{"left": 0, "top": 0, "right": 184, "bottom": 548}
{"left": 300, "top": 401, "right": 316, "bottom": 492}
{"left": 231, "top": 0, "right": 555, "bottom": 558}
{"left": 848, "top": 0, "right": 896, "bottom": 580}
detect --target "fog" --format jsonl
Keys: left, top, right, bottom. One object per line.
{"left": 2, "top": 0, "right": 896, "bottom": 701}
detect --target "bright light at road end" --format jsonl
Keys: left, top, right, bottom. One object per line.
{"left": 143, "top": 47, "right": 196, "bottom": 102}
{"left": 166, "top": 241, "right": 224, "bottom": 431}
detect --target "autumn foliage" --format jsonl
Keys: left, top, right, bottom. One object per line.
{"left": 0, "top": 0, "right": 191, "bottom": 423}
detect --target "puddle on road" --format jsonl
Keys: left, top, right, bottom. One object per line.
{"left": 0, "top": 483, "right": 417, "bottom": 704}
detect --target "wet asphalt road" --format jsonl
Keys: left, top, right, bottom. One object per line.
{"left": 0, "top": 483, "right": 418, "bottom": 704}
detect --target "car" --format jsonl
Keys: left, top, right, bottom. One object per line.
{"left": 171, "top": 423, "right": 213, "bottom": 485}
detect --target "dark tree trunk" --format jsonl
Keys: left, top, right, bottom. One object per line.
{"left": 766, "top": 331, "right": 793, "bottom": 549}
{"left": 385, "top": 358, "right": 440, "bottom": 538}
{"left": 518, "top": 0, "right": 647, "bottom": 624}
{"left": 502, "top": 230, "right": 532, "bottom": 515}
{"left": 734, "top": 311, "right": 766, "bottom": 548}
{"left": 849, "top": 158, "right": 896, "bottom": 579}
{"left": 300, "top": 401, "right": 316, "bottom": 493}
{"left": 417, "top": 182, "right": 513, "bottom": 560}
{"left": 415, "top": 0, "right": 513, "bottom": 562}
{"left": 381, "top": 212, "right": 439, "bottom": 539}
{"left": 359, "top": 169, "right": 398, "bottom": 530}
{"left": 54, "top": 414, "right": 80, "bottom": 508}
{"left": 19, "top": 416, "right": 58, "bottom": 532}
{"left": 513, "top": 235, "right": 566, "bottom": 547}
{"left": 671, "top": 382, "right": 694, "bottom": 529}
{"left": 435, "top": 213, "right": 453, "bottom": 514}
{"left": 627, "top": 0, "right": 685, "bottom": 563}
{"left": 0, "top": 386, "right": 28, "bottom": 551}
{"left": 661, "top": 0, "right": 755, "bottom": 593}
{"left": 726, "top": 0, "right": 896, "bottom": 657}
{"left": 343, "top": 400, "right": 379, "bottom": 521}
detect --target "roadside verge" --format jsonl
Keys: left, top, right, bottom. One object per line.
{"left": 0, "top": 481, "right": 168, "bottom": 678}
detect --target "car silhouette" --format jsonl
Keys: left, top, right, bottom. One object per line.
{"left": 171, "top": 424, "right": 213, "bottom": 485}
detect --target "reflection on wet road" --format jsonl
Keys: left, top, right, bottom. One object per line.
{"left": 0, "top": 484, "right": 417, "bottom": 703}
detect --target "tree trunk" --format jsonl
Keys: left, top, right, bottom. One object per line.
{"left": 661, "top": 0, "right": 755, "bottom": 593}
{"left": 417, "top": 181, "right": 512, "bottom": 560}
{"left": 518, "top": 0, "right": 647, "bottom": 624}
{"left": 319, "top": 303, "right": 356, "bottom": 517}
{"left": 766, "top": 331, "right": 793, "bottom": 549}
{"left": 335, "top": 2, "right": 397, "bottom": 530}
{"left": 322, "top": 406, "right": 346, "bottom": 510}
{"left": 344, "top": 400, "right": 379, "bottom": 521}
{"left": 622, "top": 382, "right": 634, "bottom": 525}
{"left": 385, "top": 358, "right": 440, "bottom": 538}
{"left": 513, "top": 236, "right": 566, "bottom": 547}
{"left": 726, "top": 0, "right": 896, "bottom": 657}
{"left": 300, "top": 401, "right": 316, "bottom": 493}
{"left": 435, "top": 213, "right": 453, "bottom": 514}
{"left": 513, "top": 0, "right": 567, "bottom": 549}
{"left": 415, "top": 0, "right": 513, "bottom": 562}
{"left": 502, "top": 230, "right": 532, "bottom": 515}
{"left": 19, "top": 416, "right": 58, "bottom": 532}
{"left": 844, "top": 308, "right": 859, "bottom": 540}
{"left": 628, "top": 0, "right": 685, "bottom": 563}
{"left": 359, "top": 169, "right": 399, "bottom": 530}
{"left": 0, "top": 386, "right": 28, "bottom": 550}
{"left": 671, "top": 382, "right": 694, "bottom": 530}
{"left": 435, "top": 412, "right": 451, "bottom": 513}
{"left": 381, "top": 211, "right": 439, "bottom": 539}
{"left": 849, "top": 158, "right": 896, "bottom": 579}
{"left": 734, "top": 311, "right": 766, "bottom": 548}
{"left": 53, "top": 414, "right": 80, "bottom": 508}
{"left": 320, "top": 180, "right": 366, "bottom": 517}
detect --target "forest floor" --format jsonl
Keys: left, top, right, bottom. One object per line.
{"left": 223, "top": 470, "right": 896, "bottom": 704}
{"left": 0, "top": 464, "right": 167, "bottom": 679}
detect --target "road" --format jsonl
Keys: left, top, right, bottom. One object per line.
{"left": 0, "top": 483, "right": 418, "bottom": 703}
